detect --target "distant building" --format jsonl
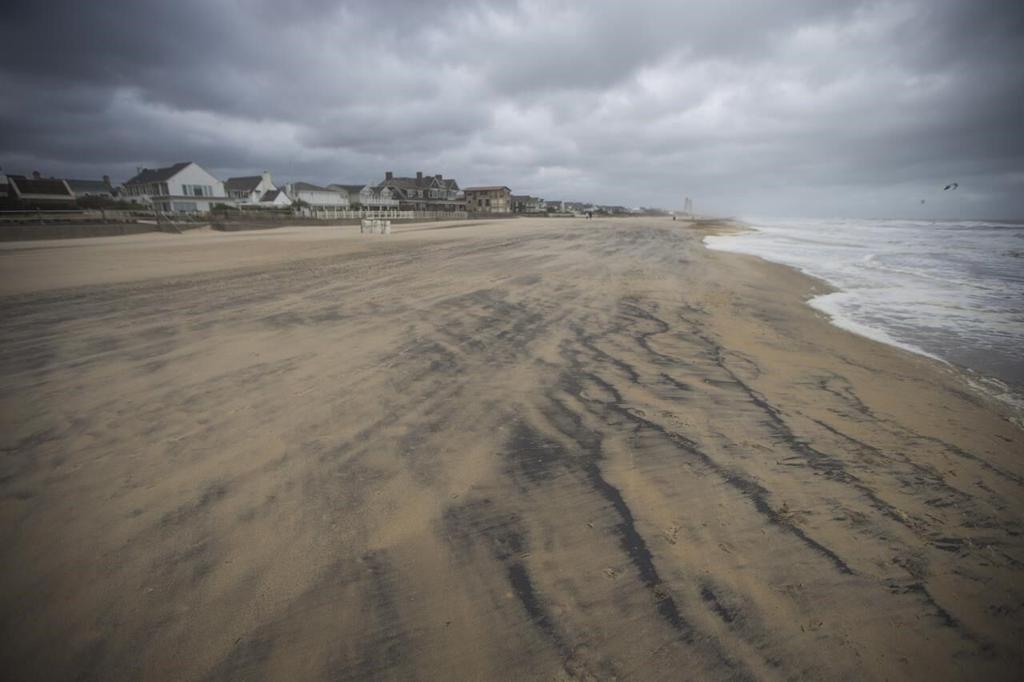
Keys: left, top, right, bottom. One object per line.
{"left": 122, "top": 162, "right": 229, "bottom": 213}
{"left": 512, "top": 195, "right": 545, "bottom": 214}
{"left": 464, "top": 186, "right": 512, "bottom": 214}
{"left": 66, "top": 176, "right": 115, "bottom": 199}
{"left": 375, "top": 171, "right": 464, "bottom": 212}
{"left": 6, "top": 173, "right": 76, "bottom": 205}
{"left": 225, "top": 171, "right": 277, "bottom": 206}
{"left": 284, "top": 182, "right": 349, "bottom": 208}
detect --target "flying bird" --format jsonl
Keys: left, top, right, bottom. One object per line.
{"left": 944, "top": 182, "right": 959, "bottom": 191}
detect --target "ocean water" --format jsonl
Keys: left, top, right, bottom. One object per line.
{"left": 705, "top": 218, "right": 1024, "bottom": 410}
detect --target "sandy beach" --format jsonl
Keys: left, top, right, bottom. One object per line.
{"left": 1, "top": 217, "right": 1021, "bottom": 680}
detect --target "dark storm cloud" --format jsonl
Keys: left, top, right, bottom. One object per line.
{"left": 1, "top": 0, "right": 1022, "bottom": 217}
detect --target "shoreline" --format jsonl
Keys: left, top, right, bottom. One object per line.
{"left": 703, "top": 220, "right": 1024, "bottom": 427}
{"left": 1, "top": 217, "right": 1022, "bottom": 679}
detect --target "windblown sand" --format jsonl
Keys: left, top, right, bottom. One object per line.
{"left": 0, "top": 218, "right": 1021, "bottom": 680}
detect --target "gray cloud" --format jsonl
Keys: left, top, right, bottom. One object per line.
{"left": 1, "top": 0, "right": 1022, "bottom": 218}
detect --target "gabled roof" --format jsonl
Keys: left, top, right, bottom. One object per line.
{"left": 124, "top": 162, "right": 192, "bottom": 185}
{"left": 225, "top": 175, "right": 263, "bottom": 192}
{"left": 465, "top": 186, "right": 511, "bottom": 192}
{"left": 7, "top": 175, "right": 75, "bottom": 199}
{"left": 66, "top": 179, "right": 113, "bottom": 194}
{"left": 378, "top": 176, "right": 421, "bottom": 190}
{"left": 291, "top": 181, "right": 337, "bottom": 192}
{"left": 260, "top": 189, "right": 284, "bottom": 202}
{"left": 328, "top": 184, "right": 367, "bottom": 194}
{"left": 376, "top": 173, "right": 459, "bottom": 192}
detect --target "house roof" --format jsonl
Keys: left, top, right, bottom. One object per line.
{"left": 376, "top": 173, "right": 460, "bottom": 192}
{"left": 124, "top": 162, "right": 191, "bottom": 185}
{"left": 378, "top": 176, "right": 424, "bottom": 190}
{"left": 7, "top": 175, "right": 75, "bottom": 198}
{"left": 291, "top": 181, "right": 336, "bottom": 192}
{"left": 328, "top": 184, "right": 367, "bottom": 194}
{"left": 260, "top": 189, "right": 283, "bottom": 202}
{"left": 225, "top": 175, "right": 263, "bottom": 192}
{"left": 66, "top": 179, "right": 112, "bottom": 194}
{"left": 464, "top": 186, "right": 511, "bottom": 192}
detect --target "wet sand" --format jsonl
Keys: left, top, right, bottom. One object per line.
{"left": 0, "top": 217, "right": 1021, "bottom": 680}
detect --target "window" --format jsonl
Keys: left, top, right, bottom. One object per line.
{"left": 182, "top": 184, "right": 212, "bottom": 197}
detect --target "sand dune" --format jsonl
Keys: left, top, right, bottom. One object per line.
{"left": 1, "top": 217, "right": 1021, "bottom": 680}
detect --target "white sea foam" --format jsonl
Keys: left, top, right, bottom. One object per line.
{"left": 705, "top": 217, "right": 1024, "bottom": 416}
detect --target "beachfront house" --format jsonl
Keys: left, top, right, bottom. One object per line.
{"left": 328, "top": 183, "right": 400, "bottom": 210}
{"left": 5, "top": 173, "right": 76, "bottom": 206}
{"left": 589, "top": 205, "right": 628, "bottom": 215}
{"left": 327, "top": 184, "right": 364, "bottom": 206}
{"left": 257, "top": 189, "right": 292, "bottom": 208}
{"left": 283, "top": 182, "right": 349, "bottom": 208}
{"left": 65, "top": 177, "right": 115, "bottom": 199}
{"left": 464, "top": 186, "right": 512, "bottom": 214}
{"left": 375, "top": 171, "right": 464, "bottom": 212}
{"left": 121, "top": 162, "right": 229, "bottom": 213}
{"left": 225, "top": 171, "right": 277, "bottom": 206}
{"left": 512, "top": 195, "right": 545, "bottom": 214}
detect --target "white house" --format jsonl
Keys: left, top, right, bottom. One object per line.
{"left": 121, "top": 162, "right": 229, "bottom": 213}
{"left": 284, "top": 182, "right": 349, "bottom": 208}
{"left": 225, "top": 171, "right": 277, "bottom": 206}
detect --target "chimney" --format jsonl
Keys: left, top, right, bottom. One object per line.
{"left": 102, "top": 175, "right": 111, "bottom": 186}
{"left": 32, "top": 170, "right": 41, "bottom": 180}
{"left": 435, "top": 174, "right": 442, "bottom": 181}
{"left": 385, "top": 171, "right": 393, "bottom": 181}
{"left": 261, "top": 170, "right": 271, "bottom": 186}
{"left": 416, "top": 171, "right": 423, "bottom": 182}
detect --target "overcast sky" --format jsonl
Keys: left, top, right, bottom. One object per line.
{"left": 1, "top": 0, "right": 1022, "bottom": 218}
